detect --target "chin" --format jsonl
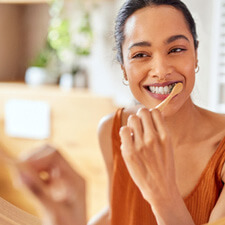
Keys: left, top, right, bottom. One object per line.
{"left": 161, "top": 103, "right": 186, "bottom": 118}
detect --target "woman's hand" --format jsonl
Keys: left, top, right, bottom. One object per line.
{"left": 119, "top": 108, "right": 177, "bottom": 205}
{"left": 17, "top": 145, "right": 86, "bottom": 225}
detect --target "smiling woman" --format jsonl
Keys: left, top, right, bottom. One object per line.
{"left": 88, "top": 0, "right": 225, "bottom": 225}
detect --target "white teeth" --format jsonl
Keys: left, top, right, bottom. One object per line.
{"left": 148, "top": 84, "right": 175, "bottom": 94}
{"left": 158, "top": 87, "right": 164, "bottom": 94}
{"left": 163, "top": 86, "right": 169, "bottom": 93}
{"left": 150, "top": 86, "right": 154, "bottom": 92}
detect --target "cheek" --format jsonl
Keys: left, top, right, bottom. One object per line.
{"left": 173, "top": 53, "right": 196, "bottom": 91}
{"left": 124, "top": 64, "right": 146, "bottom": 99}
{"left": 126, "top": 70, "right": 143, "bottom": 95}
{"left": 124, "top": 61, "right": 148, "bottom": 83}
{"left": 126, "top": 66, "right": 148, "bottom": 99}
{"left": 186, "top": 72, "right": 195, "bottom": 97}
{"left": 182, "top": 61, "right": 196, "bottom": 90}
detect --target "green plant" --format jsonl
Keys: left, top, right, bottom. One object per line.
{"left": 31, "top": 42, "right": 55, "bottom": 68}
{"left": 31, "top": 0, "right": 93, "bottom": 77}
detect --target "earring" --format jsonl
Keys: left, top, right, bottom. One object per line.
{"left": 195, "top": 65, "right": 200, "bottom": 73}
{"left": 122, "top": 77, "right": 129, "bottom": 86}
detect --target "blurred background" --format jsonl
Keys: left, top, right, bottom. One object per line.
{"left": 0, "top": 0, "right": 224, "bottom": 221}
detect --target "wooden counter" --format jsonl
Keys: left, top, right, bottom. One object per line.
{"left": 0, "top": 83, "right": 116, "bottom": 219}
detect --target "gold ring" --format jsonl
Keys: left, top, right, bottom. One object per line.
{"left": 39, "top": 171, "right": 50, "bottom": 182}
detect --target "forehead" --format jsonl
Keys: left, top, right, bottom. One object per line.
{"left": 124, "top": 5, "right": 191, "bottom": 43}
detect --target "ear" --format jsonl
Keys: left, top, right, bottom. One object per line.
{"left": 194, "top": 53, "right": 198, "bottom": 69}
{"left": 196, "top": 40, "right": 199, "bottom": 49}
{"left": 121, "top": 65, "right": 128, "bottom": 80}
{"left": 195, "top": 59, "right": 198, "bottom": 69}
{"left": 195, "top": 41, "right": 199, "bottom": 68}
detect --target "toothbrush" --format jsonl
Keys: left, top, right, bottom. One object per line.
{"left": 155, "top": 82, "right": 183, "bottom": 112}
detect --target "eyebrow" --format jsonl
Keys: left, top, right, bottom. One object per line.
{"left": 128, "top": 34, "right": 190, "bottom": 50}
{"left": 128, "top": 41, "right": 151, "bottom": 50}
{"left": 165, "top": 34, "right": 190, "bottom": 44}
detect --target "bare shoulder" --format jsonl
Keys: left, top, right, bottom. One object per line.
{"left": 98, "top": 113, "right": 115, "bottom": 165}
{"left": 198, "top": 107, "right": 225, "bottom": 135}
{"left": 98, "top": 113, "right": 115, "bottom": 138}
{"left": 209, "top": 111, "right": 225, "bottom": 130}
{"left": 198, "top": 106, "right": 225, "bottom": 119}
{"left": 206, "top": 110, "right": 225, "bottom": 122}
{"left": 120, "top": 104, "right": 143, "bottom": 126}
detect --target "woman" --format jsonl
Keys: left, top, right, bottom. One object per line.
{"left": 20, "top": 0, "right": 225, "bottom": 225}
{"left": 89, "top": 0, "right": 225, "bottom": 224}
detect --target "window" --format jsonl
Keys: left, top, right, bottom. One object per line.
{"left": 210, "top": 0, "right": 225, "bottom": 113}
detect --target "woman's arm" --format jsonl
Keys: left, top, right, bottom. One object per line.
{"left": 120, "top": 108, "right": 195, "bottom": 225}
{"left": 87, "top": 113, "right": 115, "bottom": 225}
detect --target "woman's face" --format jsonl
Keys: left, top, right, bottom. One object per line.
{"left": 122, "top": 5, "right": 197, "bottom": 115}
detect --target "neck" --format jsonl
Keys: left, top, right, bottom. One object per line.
{"left": 164, "top": 98, "right": 202, "bottom": 147}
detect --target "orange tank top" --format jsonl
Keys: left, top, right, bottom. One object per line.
{"left": 110, "top": 108, "right": 225, "bottom": 225}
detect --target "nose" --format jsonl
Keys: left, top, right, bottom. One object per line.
{"left": 149, "top": 54, "right": 171, "bottom": 80}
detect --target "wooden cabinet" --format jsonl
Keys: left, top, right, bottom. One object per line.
{"left": 0, "top": 3, "right": 49, "bottom": 81}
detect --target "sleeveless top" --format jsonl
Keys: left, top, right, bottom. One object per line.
{"left": 110, "top": 108, "right": 225, "bottom": 225}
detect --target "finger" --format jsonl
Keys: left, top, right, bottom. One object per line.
{"left": 19, "top": 146, "right": 59, "bottom": 184}
{"left": 20, "top": 144, "right": 85, "bottom": 201}
{"left": 18, "top": 162, "right": 51, "bottom": 206}
{"left": 20, "top": 145, "right": 57, "bottom": 170}
{"left": 137, "top": 108, "right": 157, "bottom": 138}
{"left": 20, "top": 145, "right": 74, "bottom": 178}
{"left": 151, "top": 109, "right": 169, "bottom": 141}
{"left": 19, "top": 162, "right": 74, "bottom": 205}
{"left": 120, "top": 126, "right": 133, "bottom": 151}
{"left": 120, "top": 126, "right": 146, "bottom": 175}
{"left": 127, "top": 114, "right": 143, "bottom": 145}
{"left": 19, "top": 167, "right": 70, "bottom": 213}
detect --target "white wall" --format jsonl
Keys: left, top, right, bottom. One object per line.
{"left": 88, "top": 0, "right": 215, "bottom": 109}
{"left": 87, "top": 0, "right": 134, "bottom": 107}
{"left": 182, "top": 0, "right": 214, "bottom": 109}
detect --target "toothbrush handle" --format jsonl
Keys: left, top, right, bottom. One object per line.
{"left": 155, "top": 94, "right": 173, "bottom": 112}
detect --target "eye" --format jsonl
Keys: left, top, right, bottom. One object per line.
{"left": 169, "top": 48, "right": 187, "bottom": 54}
{"left": 132, "top": 53, "right": 150, "bottom": 59}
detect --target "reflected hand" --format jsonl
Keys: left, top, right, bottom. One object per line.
{"left": 18, "top": 145, "right": 86, "bottom": 225}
